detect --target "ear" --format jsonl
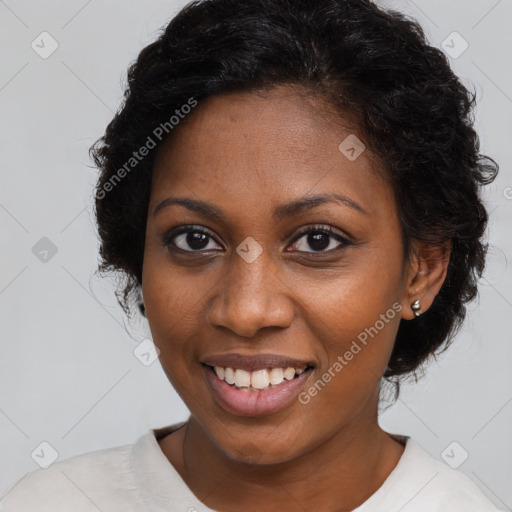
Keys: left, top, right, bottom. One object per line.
{"left": 400, "top": 240, "right": 451, "bottom": 320}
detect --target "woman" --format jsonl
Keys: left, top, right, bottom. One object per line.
{"left": 0, "top": 0, "right": 501, "bottom": 510}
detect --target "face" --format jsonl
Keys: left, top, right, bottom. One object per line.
{"left": 142, "top": 86, "right": 412, "bottom": 465}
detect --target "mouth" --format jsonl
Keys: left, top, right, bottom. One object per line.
{"left": 201, "top": 354, "right": 315, "bottom": 416}
{"left": 203, "top": 363, "right": 313, "bottom": 391}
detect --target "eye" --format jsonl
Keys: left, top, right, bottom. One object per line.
{"left": 162, "top": 225, "right": 222, "bottom": 252}
{"left": 288, "top": 225, "right": 354, "bottom": 254}
{"left": 162, "top": 224, "right": 354, "bottom": 254}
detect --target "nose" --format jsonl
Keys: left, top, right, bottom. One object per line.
{"left": 206, "top": 251, "right": 294, "bottom": 338}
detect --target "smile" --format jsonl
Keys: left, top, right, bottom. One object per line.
{"left": 202, "top": 359, "right": 315, "bottom": 417}
{"left": 210, "top": 365, "right": 308, "bottom": 390}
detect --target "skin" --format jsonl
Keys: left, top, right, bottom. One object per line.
{"left": 141, "top": 85, "right": 450, "bottom": 512}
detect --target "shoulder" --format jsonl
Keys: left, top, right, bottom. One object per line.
{"left": 0, "top": 442, "right": 141, "bottom": 512}
{"left": 397, "top": 439, "right": 502, "bottom": 511}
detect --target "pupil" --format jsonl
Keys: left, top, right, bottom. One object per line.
{"left": 308, "top": 232, "right": 329, "bottom": 251}
{"left": 188, "top": 232, "right": 208, "bottom": 250}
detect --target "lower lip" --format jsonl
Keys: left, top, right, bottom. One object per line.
{"left": 203, "top": 365, "right": 313, "bottom": 417}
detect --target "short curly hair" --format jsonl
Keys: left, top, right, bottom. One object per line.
{"left": 90, "top": 0, "right": 498, "bottom": 381}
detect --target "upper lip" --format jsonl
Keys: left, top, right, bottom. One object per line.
{"left": 201, "top": 353, "right": 314, "bottom": 372}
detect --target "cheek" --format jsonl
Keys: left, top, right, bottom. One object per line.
{"left": 142, "top": 237, "right": 205, "bottom": 318}
{"left": 297, "top": 303, "right": 400, "bottom": 428}
{"left": 307, "top": 297, "right": 400, "bottom": 396}
{"left": 292, "top": 253, "right": 403, "bottom": 394}
{"left": 141, "top": 250, "right": 202, "bottom": 367}
{"left": 292, "top": 248, "right": 404, "bottom": 341}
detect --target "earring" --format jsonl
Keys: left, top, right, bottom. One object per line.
{"left": 411, "top": 300, "right": 421, "bottom": 317}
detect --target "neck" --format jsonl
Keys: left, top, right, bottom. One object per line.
{"left": 160, "top": 392, "right": 405, "bottom": 512}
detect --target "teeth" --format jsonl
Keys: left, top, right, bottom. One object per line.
{"left": 283, "top": 367, "right": 295, "bottom": 380}
{"left": 224, "top": 367, "right": 235, "bottom": 385}
{"left": 234, "top": 369, "right": 251, "bottom": 388}
{"left": 269, "top": 368, "right": 284, "bottom": 385}
{"left": 251, "top": 369, "right": 269, "bottom": 389}
{"left": 212, "top": 365, "right": 308, "bottom": 390}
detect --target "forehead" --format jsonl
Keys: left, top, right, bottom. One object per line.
{"left": 150, "top": 86, "right": 394, "bottom": 220}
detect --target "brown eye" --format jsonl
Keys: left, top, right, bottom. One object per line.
{"left": 288, "top": 225, "right": 354, "bottom": 254}
{"left": 162, "top": 226, "right": 222, "bottom": 252}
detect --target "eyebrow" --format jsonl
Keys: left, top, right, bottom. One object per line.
{"left": 152, "top": 193, "right": 368, "bottom": 221}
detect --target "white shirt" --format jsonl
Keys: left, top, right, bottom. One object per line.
{"left": 0, "top": 422, "right": 502, "bottom": 511}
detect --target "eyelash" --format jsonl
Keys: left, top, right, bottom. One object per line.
{"left": 161, "top": 224, "right": 354, "bottom": 255}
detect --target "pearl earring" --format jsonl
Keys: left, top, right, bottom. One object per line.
{"left": 411, "top": 300, "right": 421, "bottom": 317}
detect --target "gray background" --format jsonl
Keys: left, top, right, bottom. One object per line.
{"left": 0, "top": 0, "right": 511, "bottom": 508}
